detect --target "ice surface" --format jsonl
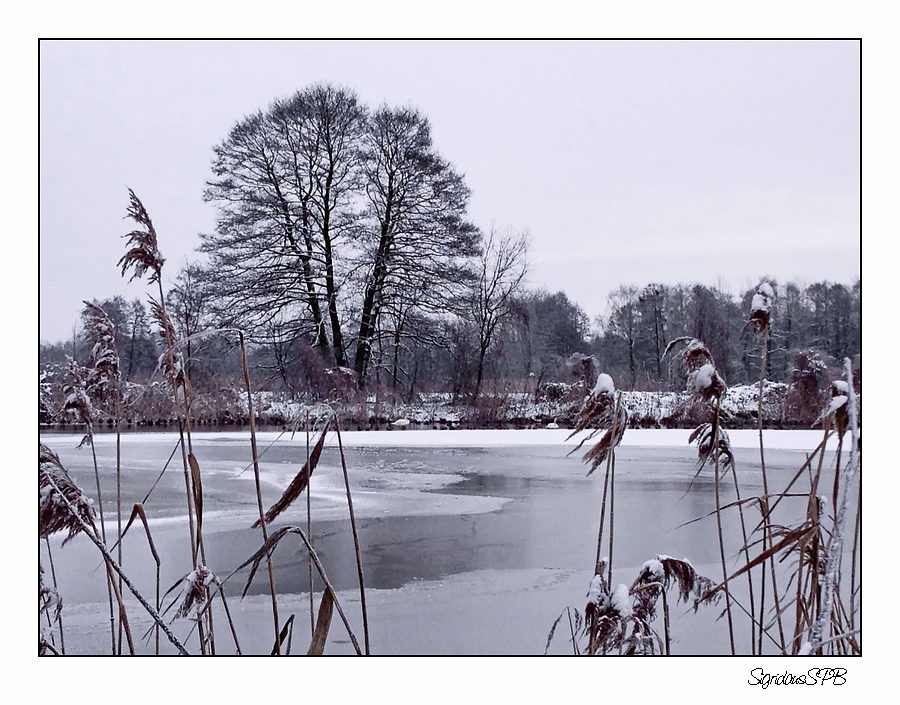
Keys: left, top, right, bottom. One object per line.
{"left": 38, "top": 430, "right": 856, "bottom": 655}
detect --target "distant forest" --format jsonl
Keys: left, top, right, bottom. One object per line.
{"left": 40, "top": 277, "right": 861, "bottom": 401}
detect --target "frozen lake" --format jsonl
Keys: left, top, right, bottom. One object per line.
{"left": 39, "top": 428, "right": 848, "bottom": 655}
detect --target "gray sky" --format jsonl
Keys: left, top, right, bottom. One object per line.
{"left": 39, "top": 39, "right": 860, "bottom": 344}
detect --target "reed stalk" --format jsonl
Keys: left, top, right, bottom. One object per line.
{"left": 335, "top": 415, "right": 371, "bottom": 655}
{"left": 661, "top": 587, "right": 670, "bottom": 656}
{"left": 594, "top": 459, "right": 612, "bottom": 568}
{"left": 306, "top": 411, "right": 314, "bottom": 638}
{"left": 711, "top": 396, "right": 736, "bottom": 655}
{"left": 66, "top": 359, "right": 120, "bottom": 655}
{"left": 850, "top": 480, "right": 861, "bottom": 631}
{"left": 114, "top": 388, "right": 124, "bottom": 653}
{"left": 607, "top": 444, "right": 616, "bottom": 586}
{"left": 240, "top": 330, "right": 281, "bottom": 653}
{"left": 87, "top": 431, "right": 117, "bottom": 654}
{"left": 43, "top": 539, "right": 65, "bottom": 655}
{"left": 808, "top": 359, "right": 860, "bottom": 653}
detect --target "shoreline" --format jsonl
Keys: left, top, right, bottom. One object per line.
{"left": 40, "top": 427, "right": 849, "bottom": 451}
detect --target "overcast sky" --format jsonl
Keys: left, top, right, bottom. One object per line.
{"left": 39, "top": 39, "right": 860, "bottom": 344}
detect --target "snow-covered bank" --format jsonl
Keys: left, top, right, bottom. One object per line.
{"left": 43, "top": 427, "right": 849, "bottom": 452}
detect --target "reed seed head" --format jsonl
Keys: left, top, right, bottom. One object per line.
{"left": 62, "top": 357, "right": 93, "bottom": 425}
{"left": 665, "top": 337, "right": 726, "bottom": 402}
{"left": 175, "top": 565, "right": 214, "bottom": 621}
{"left": 82, "top": 301, "right": 121, "bottom": 400}
{"left": 742, "top": 281, "right": 775, "bottom": 335}
{"left": 39, "top": 444, "right": 96, "bottom": 544}
{"left": 119, "top": 189, "right": 165, "bottom": 283}
{"left": 688, "top": 422, "right": 735, "bottom": 473}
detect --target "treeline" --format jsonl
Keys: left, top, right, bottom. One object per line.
{"left": 41, "top": 277, "right": 860, "bottom": 402}
{"left": 593, "top": 280, "right": 861, "bottom": 391}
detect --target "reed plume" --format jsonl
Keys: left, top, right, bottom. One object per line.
{"left": 741, "top": 281, "right": 774, "bottom": 336}
{"left": 820, "top": 379, "right": 851, "bottom": 437}
{"left": 567, "top": 373, "right": 628, "bottom": 474}
{"left": 688, "top": 422, "right": 735, "bottom": 474}
{"left": 82, "top": 301, "right": 121, "bottom": 397}
{"left": 39, "top": 444, "right": 96, "bottom": 544}
{"left": 82, "top": 299, "right": 128, "bottom": 652}
{"left": 119, "top": 188, "right": 165, "bottom": 283}
{"left": 62, "top": 358, "right": 93, "bottom": 428}
{"left": 171, "top": 565, "right": 215, "bottom": 621}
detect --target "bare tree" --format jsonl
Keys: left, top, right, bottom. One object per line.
{"left": 167, "top": 262, "right": 213, "bottom": 382}
{"left": 200, "top": 84, "right": 365, "bottom": 365}
{"left": 603, "top": 286, "right": 640, "bottom": 389}
{"left": 471, "top": 227, "right": 529, "bottom": 400}
{"left": 353, "top": 105, "right": 479, "bottom": 386}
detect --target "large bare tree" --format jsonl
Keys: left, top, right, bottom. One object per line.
{"left": 200, "top": 84, "right": 365, "bottom": 366}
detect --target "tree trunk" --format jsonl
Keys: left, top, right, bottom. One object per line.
{"left": 274, "top": 177, "right": 331, "bottom": 362}
{"left": 474, "top": 345, "right": 488, "bottom": 401}
{"left": 321, "top": 213, "right": 346, "bottom": 368}
{"left": 354, "top": 207, "right": 394, "bottom": 387}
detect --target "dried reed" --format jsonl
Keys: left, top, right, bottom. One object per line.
{"left": 743, "top": 282, "right": 782, "bottom": 654}
{"left": 122, "top": 190, "right": 214, "bottom": 653}
{"left": 664, "top": 338, "right": 737, "bottom": 653}
{"left": 576, "top": 555, "right": 718, "bottom": 655}
{"left": 240, "top": 330, "right": 281, "bottom": 653}
{"left": 116, "top": 504, "right": 162, "bottom": 654}
{"left": 229, "top": 525, "right": 363, "bottom": 655}
{"left": 567, "top": 374, "right": 628, "bottom": 579}
{"left": 82, "top": 300, "right": 127, "bottom": 652}
{"left": 40, "top": 444, "right": 96, "bottom": 543}
{"left": 335, "top": 415, "right": 371, "bottom": 654}
{"left": 119, "top": 188, "right": 165, "bottom": 284}
{"left": 253, "top": 417, "right": 331, "bottom": 527}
